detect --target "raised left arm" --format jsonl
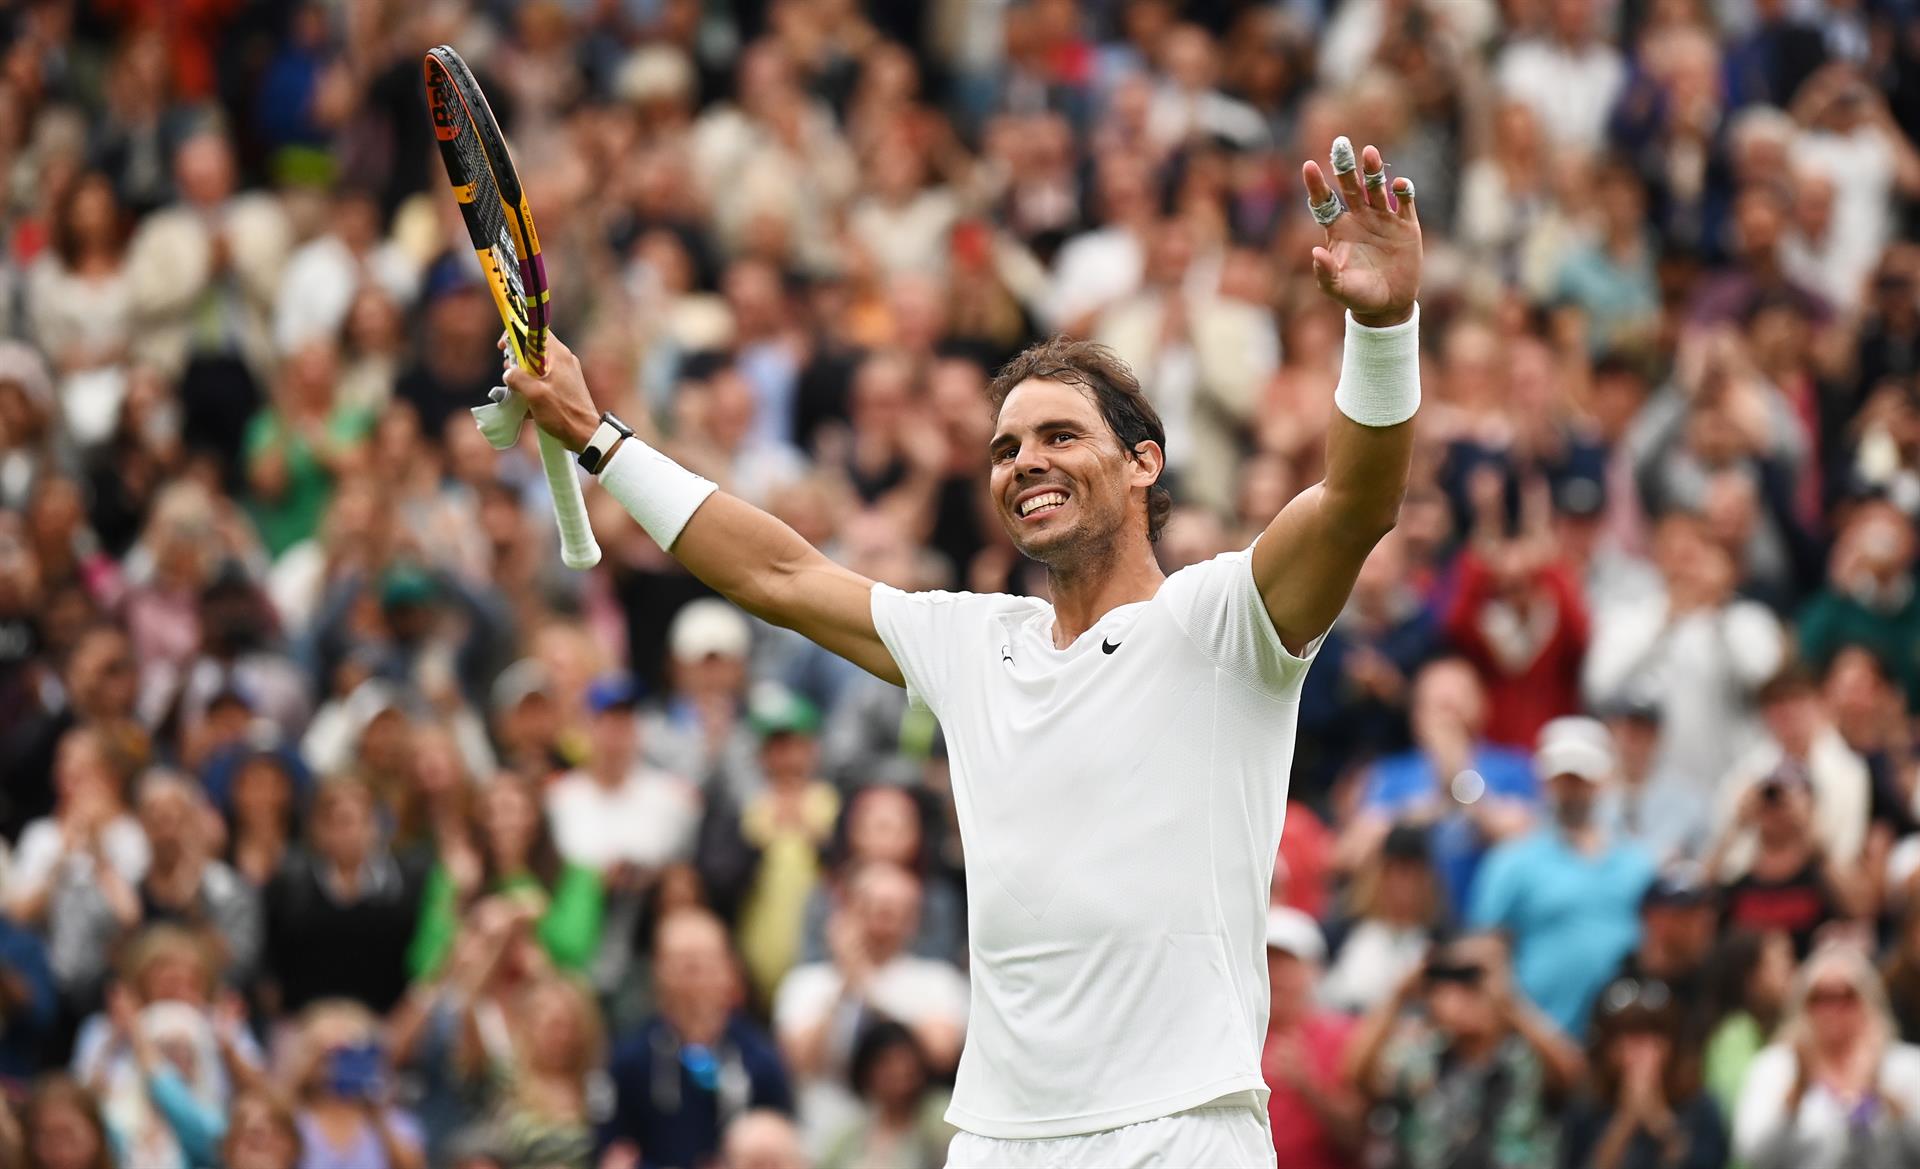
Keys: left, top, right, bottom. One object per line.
{"left": 1254, "top": 139, "right": 1423, "bottom": 653}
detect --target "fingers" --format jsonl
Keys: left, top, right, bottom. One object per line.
{"left": 1329, "top": 135, "right": 1365, "bottom": 208}
{"left": 1302, "top": 160, "right": 1334, "bottom": 206}
{"left": 1393, "top": 175, "right": 1419, "bottom": 224}
{"left": 1302, "top": 161, "right": 1343, "bottom": 228}
{"left": 1359, "top": 144, "right": 1387, "bottom": 210}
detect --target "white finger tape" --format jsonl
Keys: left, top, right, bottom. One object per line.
{"left": 472, "top": 387, "right": 530, "bottom": 451}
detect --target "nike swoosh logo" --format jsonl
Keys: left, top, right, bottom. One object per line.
{"left": 1101, "top": 638, "right": 1121, "bottom": 654}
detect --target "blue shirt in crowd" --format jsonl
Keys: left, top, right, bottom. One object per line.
{"left": 1469, "top": 827, "right": 1657, "bottom": 1037}
{"left": 1361, "top": 746, "right": 1539, "bottom": 920}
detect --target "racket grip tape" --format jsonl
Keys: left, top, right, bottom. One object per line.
{"left": 536, "top": 426, "right": 601, "bottom": 569}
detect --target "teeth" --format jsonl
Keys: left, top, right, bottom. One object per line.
{"left": 1021, "top": 492, "right": 1066, "bottom": 516}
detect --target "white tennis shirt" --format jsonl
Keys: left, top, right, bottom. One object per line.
{"left": 870, "top": 546, "right": 1318, "bottom": 1139}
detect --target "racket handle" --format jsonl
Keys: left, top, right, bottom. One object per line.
{"left": 537, "top": 427, "right": 601, "bottom": 570}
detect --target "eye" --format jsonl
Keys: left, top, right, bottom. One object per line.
{"left": 1050, "top": 431, "right": 1073, "bottom": 445}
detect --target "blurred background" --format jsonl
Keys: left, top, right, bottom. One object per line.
{"left": 1, "top": 0, "right": 1919, "bottom": 1167}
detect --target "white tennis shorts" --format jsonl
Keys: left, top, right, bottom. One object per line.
{"left": 945, "top": 1097, "right": 1275, "bottom": 1169}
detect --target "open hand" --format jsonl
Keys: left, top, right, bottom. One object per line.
{"left": 1301, "top": 139, "right": 1422, "bottom": 326}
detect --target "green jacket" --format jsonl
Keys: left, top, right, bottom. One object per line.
{"left": 407, "top": 862, "right": 604, "bottom": 978}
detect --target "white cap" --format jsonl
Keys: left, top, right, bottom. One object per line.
{"left": 1533, "top": 715, "right": 1615, "bottom": 783}
{"left": 615, "top": 44, "right": 695, "bottom": 105}
{"left": 669, "top": 599, "right": 752, "bottom": 661}
{"left": 1264, "top": 907, "right": 1325, "bottom": 962}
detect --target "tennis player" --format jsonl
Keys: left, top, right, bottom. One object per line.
{"left": 506, "top": 137, "right": 1421, "bottom": 1168}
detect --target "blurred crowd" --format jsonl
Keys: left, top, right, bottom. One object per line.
{"left": 1, "top": 0, "right": 1919, "bottom": 1167}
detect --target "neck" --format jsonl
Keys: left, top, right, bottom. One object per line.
{"left": 1044, "top": 540, "right": 1163, "bottom": 647}
{"left": 667, "top": 1002, "right": 729, "bottom": 1048}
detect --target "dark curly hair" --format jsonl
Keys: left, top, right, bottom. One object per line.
{"left": 986, "top": 337, "right": 1173, "bottom": 543}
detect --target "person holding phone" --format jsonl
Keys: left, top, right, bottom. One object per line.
{"left": 1347, "top": 935, "right": 1584, "bottom": 1169}
{"left": 282, "top": 998, "right": 423, "bottom": 1169}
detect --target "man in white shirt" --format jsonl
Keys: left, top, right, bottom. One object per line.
{"left": 773, "top": 861, "right": 967, "bottom": 1149}
{"left": 500, "top": 134, "right": 1425, "bottom": 1166}
{"left": 1494, "top": 0, "right": 1626, "bottom": 153}
{"left": 545, "top": 672, "right": 703, "bottom": 879}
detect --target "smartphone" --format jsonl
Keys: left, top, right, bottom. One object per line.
{"left": 327, "top": 1043, "right": 384, "bottom": 1100}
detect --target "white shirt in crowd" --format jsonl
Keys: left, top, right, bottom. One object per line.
{"left": 1495, "top": 35, "right": 1626, "bottom": 153}
{"left": 775, "top": 953, "right": 970, "bottom": 1149}
{"left": 1583, "top": 597, "right": 1785, "bottom": 799}
{"left": 870, "top": 546, "right": 1318, "bottom": 1139}
{"left": 6, "top": 814, "right": 149, "bottom": 909}
{"left": 545, "top": 765, "right": 703, "bottom": 872}
{"left": 1713, "top": 725, "right": 1871, "bottom": 877}
{"left": 1734, "top": 1042, "right": 1920, "bottom": 1165}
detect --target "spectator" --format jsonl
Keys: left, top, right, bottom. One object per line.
{"left": 1296, "top": 529, "right": 1438, "bottom": 795}
{"left": 0, "top": 912, "right": 56, "bottom": 1084}
{"left": 720, "top": 1108, "right": 809, "bottom": 1169}
{"left": 1714, "top": 666, "right": 1871, "bottom": 875}
{"left": 644, "top": 600, "right": 761, "bottom": 805}
{"left": 1561, "top": 976, "right": 1729, "bottom": 1169}
{"left": 1259, "top": 907, "right": 1360, "bottom": 1169}
{"left": 1798, "top": 501, "right": 1920, "bottom": 710}
{"left": 221, "top": 1090, "right": 302, "bottom": 1169}
{"left": 1494, "top": 0, "right": 1626, "bottom": 152}
{"left": 1598, "top": 695, "right": 1712, "bottom": 866}
{"left": 736, "top": 687, "right": 839, "bottom": 1004}
{"left": 459, "top": 974, "right": 601, "bottom": 1169}
{"left": 19, "top": 1075, "right": 115, "bottom": 1169}
{"left": 774, "top": 862, "right": 965, "bottom": 1149}
{"left": 1701, "top": 928, "right": 1797, "bottom": 1124}
{"left": 819, "top": 1020, "right": 954, "bottom": 1169}
{"left": 262, "top": 778, "right": 421, "bottom": 1014}
{"left": 543, "top": 670, "right": 695, "bottom": 989}
{"left": 1709, "top": 762, "right": 1869, "bottom": 955}
{"left": 1612, "top": 873, "right": 1719, "bottom": 1031}
{"left": 1339, "top": 658, "right": 1538, "bottom": 920}
{"left": 603, "top": 908, "right": 791, "bottom": 1169}
{"left": 26, "top": 174, "right": 132, "bottom": 449}
{"left": 1442, "top": 480, "right": 1591, "bottom": 750}
{"left": 1470, "top": 717, "right": 1658, "bottom": 1035}
{"left": 409, "top": 774, "right": 603, "bottom": 979}
{"left": 242, "top": 340, "right": 373, "bottom": 560}
{"left": 1348, "top": 935, "right": 1584, "bottom": 1169}
{"left": 281, "top": 998, "right": 425, "bottom": 1169}
{"left": 1585, "top": 512, "right": 1786, "bottom": 793}
{"left": 1321, "top": 824, "right": 1446, "bottom": 1015}
{"left": 1734, "top": 943, "right": 1920, "bottom": 1167}
{"left": 799, "top": 787, "right": 965, "bottom": 969}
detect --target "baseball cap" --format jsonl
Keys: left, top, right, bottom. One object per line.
{"left": 1533, "top": 716, "right": 1615, "bottom": 783}
{"left": 1264, "top": 907, "right": 1326, "bottom": 963}
{"left": 378, "top": 563, "right": 439, "bottom": 609}
{"left": 747, "top": 683, "right": 820, "bottom": 738}
{"left": 669, "top": 599, "right": 751, "bottom": 661}
{"left": 1642, "top": 870, "right": 1714, "bottom": 912}
{"left": 1382, "top": 823, "right": 1432, "bottom": 863}
{"left": 586, "top": 672, "right": 643, "bottom": 715}
{"left": 490, "top": 659, "right": 551, "bottom": 712}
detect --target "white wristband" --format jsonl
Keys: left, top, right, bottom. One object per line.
{"left": 596, "top": 437, "right": 719, "bottom": 551}
{"left": 1334, "top": 304, "right": 1421, "bottom": 428}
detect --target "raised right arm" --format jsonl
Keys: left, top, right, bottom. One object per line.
{"left": 502, "top": 335, "right": 902, "bottom": 686}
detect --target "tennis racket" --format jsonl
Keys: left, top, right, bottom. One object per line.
{"left": 423, "top": 45, "right": 600, "bottom": 570}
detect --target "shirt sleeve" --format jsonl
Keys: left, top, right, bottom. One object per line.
{"left": 1157, "top": 547, "right": 1324, "bottom": 700}
{"left": 869, "top": 586, "right": 996, "bottom": 715}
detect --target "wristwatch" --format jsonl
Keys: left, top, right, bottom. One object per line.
{"left": 577, "top": 412, "right": 634, "bottom": 474}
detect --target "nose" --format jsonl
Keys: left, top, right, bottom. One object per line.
{"left": 1013, "top": 443, "right": 1050, "bottom": 479}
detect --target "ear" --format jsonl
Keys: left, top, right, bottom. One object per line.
{"left": 1129, "top": 439, "right": 1165, "bottom": 489}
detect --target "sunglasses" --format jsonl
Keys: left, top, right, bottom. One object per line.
{"left": 1600, "top": 978, "right": 1672, "bottom": 1017}
{"left": 1807, "top": 983, "right": 1862, "bottom": 1008}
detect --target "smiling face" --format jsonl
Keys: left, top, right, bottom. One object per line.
{"left": 989, "top": 378, "right": 1160, "bottom": 571}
